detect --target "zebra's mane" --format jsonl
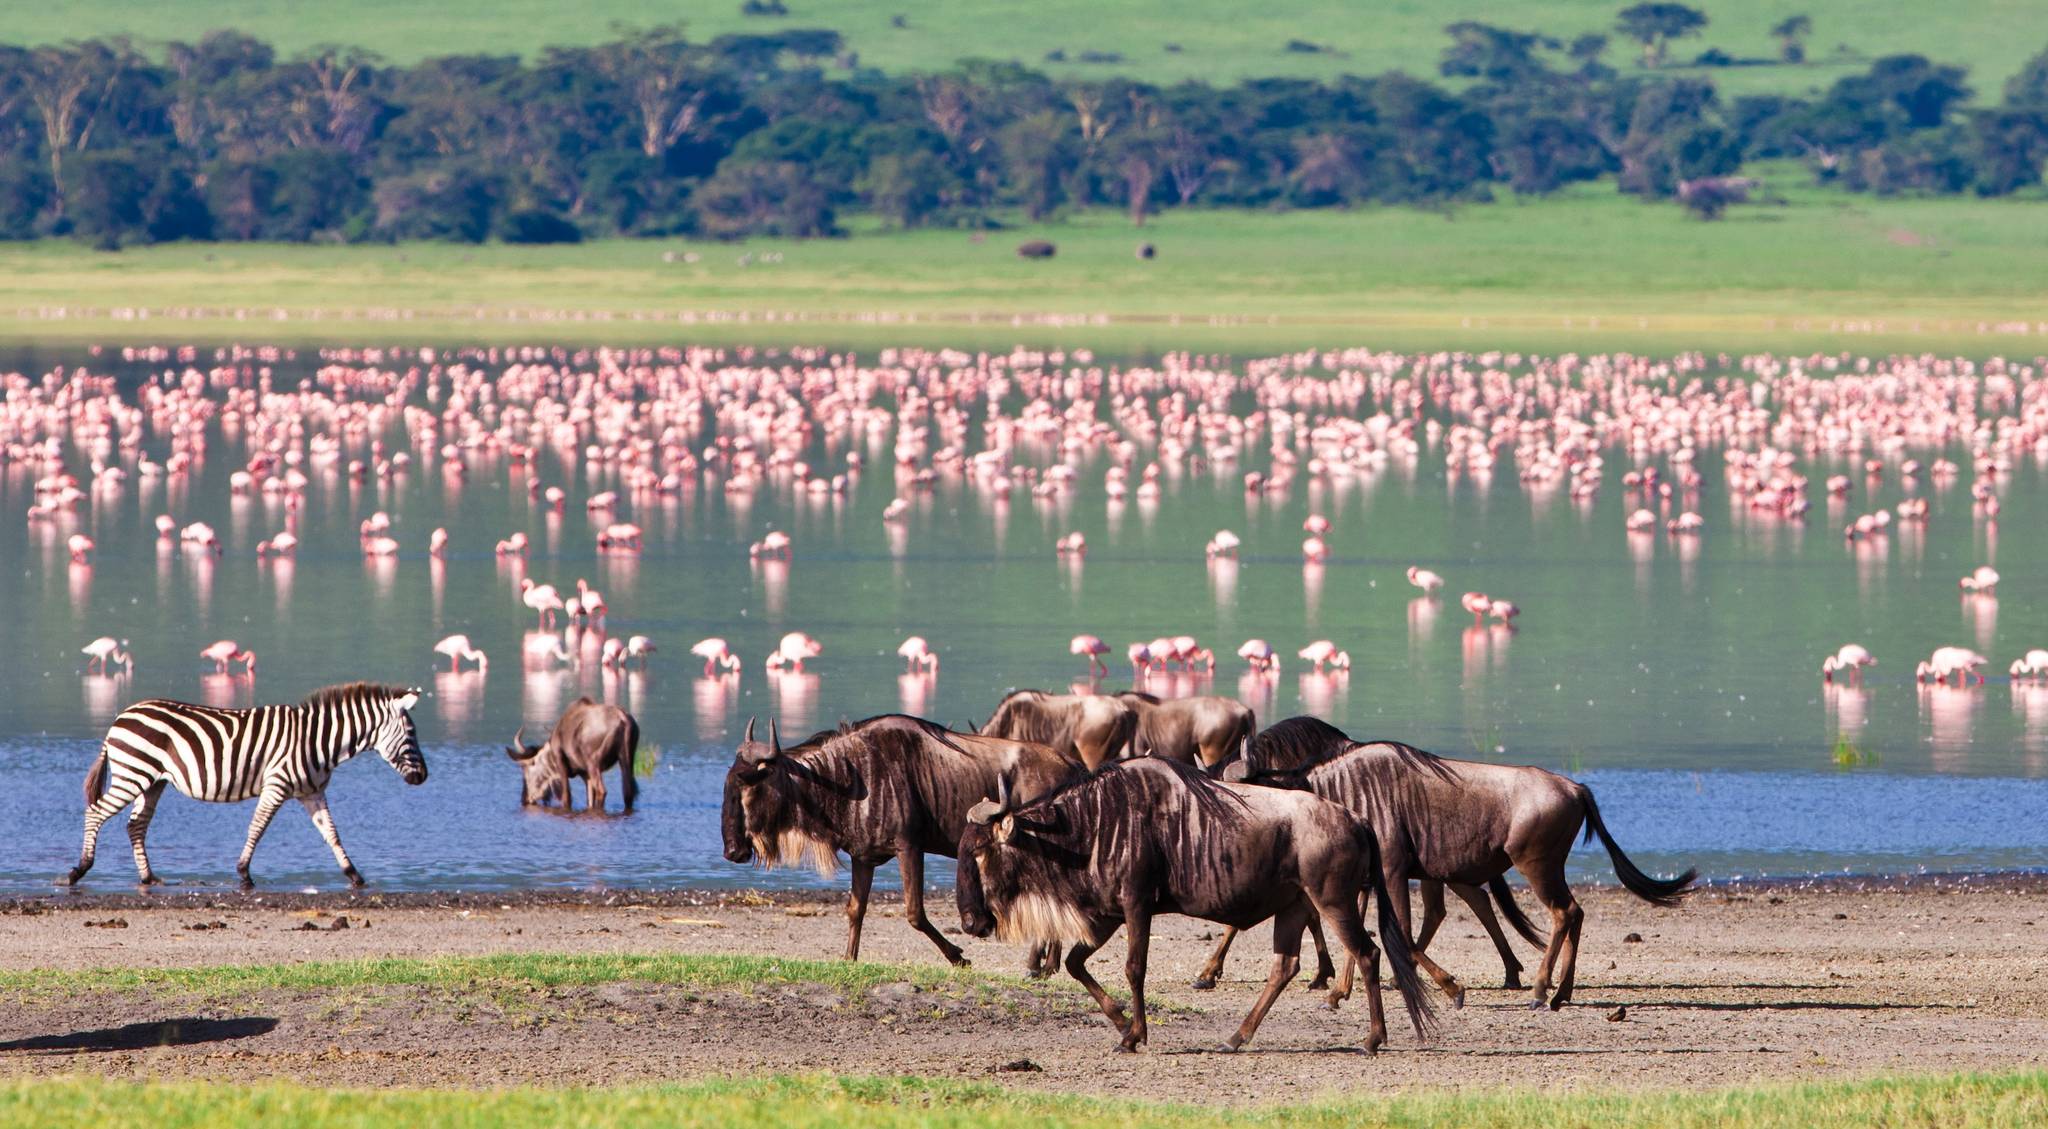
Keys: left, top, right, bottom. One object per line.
{"left": 299, "top": 682, "right": 416, "bottom": 709}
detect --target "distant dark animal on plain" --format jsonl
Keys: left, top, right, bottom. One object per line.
{"left": 1016, "top": 240, "right": 1056, "bottom": 259}
{"left": 957, "top": 758, "right": 1435, "bottom": 1053}
{"left": 722, "top": 714, "right": 1085, "bottom": 969}
{"left": 1114, "top": 692, "right": 1253, "bottom": 768}
{"left": 1136, "top": 242, "right": 1155, "bottom": 259}
{"left": 1215, "top": 716, "right": 1697, "bottom": 1010}
{"left": 506, "top": 698, "right": 640, "bottom": 813}
{"left": 980, "top": 690, "right": 1136, "bottom": 771}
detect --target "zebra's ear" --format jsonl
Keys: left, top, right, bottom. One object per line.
{"left": 395, "top": 689, "right": 422, "bottom": 711}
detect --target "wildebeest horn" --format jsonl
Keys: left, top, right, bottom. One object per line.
{"left": 506, "top": 726, "right": 539, "bottom": 761}
{"left": 966, "top": 799, "right": 1003, "bottom": 825}
{"left": 996, "top": 774, "right": 1012, "bottom": 811}
{"left": 743, "top": 716, "right": 756, "bottom": 744}
{"left": 770, "top": 718, "right": 782, "bottom": 756}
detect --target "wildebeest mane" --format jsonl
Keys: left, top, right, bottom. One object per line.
{"left": 1115, "top": 690, "right": 1161, "bottom": 704}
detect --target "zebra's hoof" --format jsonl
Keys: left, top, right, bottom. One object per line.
{"left": 138, "top": 875, "right": 163, "bottom": 887}
{"left": 58, "top": 869, "right": 84, "bottom": 887}
{"left": 345, "top": 870, "right": 365, "bottom": 888}
{"left": 238, "top": 876, "right": 256, "bottom": 892}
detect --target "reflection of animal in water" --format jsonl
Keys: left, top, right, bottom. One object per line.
{"left": 507, "top": 698, "right": 640, "bottom": 813}
{"left": 65, "top": 683, "right": 428, "bottom": 890}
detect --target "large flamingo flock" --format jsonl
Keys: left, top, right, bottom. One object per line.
{"left": 6, "top": 342, "right": 2043, "bottom": 728}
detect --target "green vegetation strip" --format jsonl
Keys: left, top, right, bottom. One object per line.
{"left": 0, "top": 1071, "right": 2044, "bottom": 1129}
{"left": 0, "top": 952, "right": 1008, "bottom": 997}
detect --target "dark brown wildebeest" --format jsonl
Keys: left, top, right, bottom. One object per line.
{"left": 505, "top": 699, "right": 640, "bottom": 813}
{"left": 979, "top": 690, "right": 1136, "bottom": 771}
{"left": 722, "top": 714, "right": 1085, "bottom": 967}
{"left": 1114, "top": 692, "right": 1254, "bottom": 768}
{"left": 1016, "top": 239, "right": 1056, "bottom": 259}
{"left": 956, "top": 758, "right": 1435, "bottom": 1054}
{"left": 1214, "top": 717, "right": 1696, "bottom": 1010}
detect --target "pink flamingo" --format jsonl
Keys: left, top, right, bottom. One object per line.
{"left": 576, "top": 579, "right": 607, "bottom": 620}
{"left": 1301, "top": 535, "right": 1328, "bottom": 563}
{"left": 433, "top": 634, "right": 488, "bottom": 670}
{"left": 1461, "top": 591, "right": 1492, "bottom": 625}
{"left": 599, "top": 637, "right": 627, "bottom": 668}
{"left": 1127, "top": 641, "right": 1155, "bottom": 672}
{"left": 1237, "top": 639, "right": 1279, "bottom": 673}
{"left": 2009, "top": 649, "right": 2048, "bottom": 681}
{"left": 1960, "top": 566, "right": 2000, "bottom": 593}
{"left": 255, "top": 532, "right": 298, "bottom": 557}
{"left": 81, "top": 637, "right": 132, "bottom": 673}
{"left": 1056, "top": 531, "right": 1087, "bottom": 556}
{"left": 1917, "top": 647, "right": 1988, "bottom": 685}
{"left": 1406, "top": 566, "right": 1443, "bottom": 594}
{"left": 1205, "top": 530, "right": 1240, "bottom": 558}
{"left": 153, "top": 514, "right": 176, "bottom": 540}
{"left": 624, "top": 636, "right": 657, "bottom": 666}
{"left": 66, "top": 534, "right": 94, "bottom": 563}
{"left": 1489, "top": 600, "right": 1521, "bottom": 626}
{"left": 1070, "top": 634, "right": 1111, "bottom": 676}
{"left": 520, "top": 579, "right": 564, "bottom": 627}
{"left": 691, "top": 638, "right": 741, "bottom": 676}
{"left": 749, "top": 531, "right": 792, "bottom": 559}
{"left": 898, "top": 636, "right": 939, "bottom": 672}
{"left": 200, "top": 639, "right": 256, "bottom": 674}
{"left": 1821, "top": 644, "right": 1876, "bottom": 684}
{"left": 1297, "top": 640, "right": 1350, "bottom": 671}
{"left": 1172, "top": 635, "right": 1214, "bottom": 670}
{"left": 1303, "top": 514, "right": 1331, "bottom": 535}
{"left": 429, "top": 528, "right": 449, "bottom": 557}
{"left": 765, "top": 631, "right": 822, "bottom": 672}
{"left": 496, "top": 532, "right": 529, "bottom": 556}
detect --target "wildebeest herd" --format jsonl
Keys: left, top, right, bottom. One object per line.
{"left": 63, "top": 681, "right": 1693, "bottom": 1055}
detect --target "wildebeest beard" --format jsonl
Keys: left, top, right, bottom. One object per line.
{"left": 726, "top": 741, "right": 872, "bottom": 878}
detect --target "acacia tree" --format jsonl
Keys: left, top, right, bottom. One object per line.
{"left": 1771, "top": 15, "right": 1813, "bottom": 64}
{"left": 23, "top": 40, "right": 138, "bottom": 216}
{"left": 594, "top": 25, "right": 713, "bottom": 161}
{"left": 1615, "top": 4, "right": 1708, "bottom": 68}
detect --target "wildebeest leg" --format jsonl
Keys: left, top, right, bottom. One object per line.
{"left": 1303, "top": 911, "right": 1335, "bottom": 990}
{"left": 1191, "top": 926, "right": 1238, "bottom": 990}
{"left": 1447, "top": 880, "right": 1525, "bottom": 989}
{"left": 1121, "top": 904, "right": 1152, "bottom": 1051}
{"left": 1221, "top": 901, "right": 1307, "bottom": 1052}
{"left": 843, "top": 860, "right": 875, "bottom": 961}
{"left": 126, "top": 781, "right": 168, "bottom": 886}
{"left": 1402, "top": 879, "right": 1465, "bottom": 1007}
{"left": 1026, "top": 941, "right": 1063, "bottom": 979}
{"left": 1515, "top": 856, "right": 1583, "bottom": 1010}
{"left": 1317, "top": 894, "right": 1390, "bottom": 1054}
{"left": 584, "top": 768, "right": 606, "bottom": 814}
{"left": 1064, "top": 935, "right": 1134, "bottom": 1048}
{"left": 896, "top": 847, "right": 967, "bottom": 966}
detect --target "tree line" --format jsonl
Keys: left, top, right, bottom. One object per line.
{"left": 2, "top": 8, "right": 2046, "bottom": 246}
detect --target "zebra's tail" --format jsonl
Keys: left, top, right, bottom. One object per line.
{"left": 82, "top": 750, "right": 109, "bottom": 808}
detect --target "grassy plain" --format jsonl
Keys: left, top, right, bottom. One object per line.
{"left": 3, "top": 180, "right": 2045, "bottom": 353}
{"left": 3, "top": 0, "right": 2043, "bottom": 97}
{"left": 1, "top": 1071, "right": 2044, "bottom": 1129}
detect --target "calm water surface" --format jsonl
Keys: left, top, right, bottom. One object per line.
{"left": 5, "top": 343, "right": 2045, "bottom": 894}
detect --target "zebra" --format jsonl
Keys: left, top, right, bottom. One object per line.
{"left": 61, "top": 682, "right": 429, "bottom": 890}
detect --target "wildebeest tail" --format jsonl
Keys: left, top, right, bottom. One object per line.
{"left": 82, "top": 750, "right": 108, "bottom": 808}
{"left": 1355, "top": 820, "right": 1437, "bottom": 1040}
{"left": 1487, "top": 873, "right": 1548, "bottom": 948}
{"left": 1579, "top": 784, "right": 1696, "bottom": 908}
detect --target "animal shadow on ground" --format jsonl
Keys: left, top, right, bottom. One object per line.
{"left": 0, "top": 1016, "right": 278, "bottom": 1054}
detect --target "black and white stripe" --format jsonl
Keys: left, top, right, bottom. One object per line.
{"left": 63, "top": 682, "right": 428, "bottom": 889}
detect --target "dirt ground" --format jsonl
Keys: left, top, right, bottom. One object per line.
{"left": 0, "top": 877, "right": 2044, "bottom": 1100}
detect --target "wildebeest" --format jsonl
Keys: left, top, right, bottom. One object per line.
{"left": 505, "top": 698, "right": 640, "bottom": 813}
{"left": 1016, "top": 239, "right": 1056, "bottom": 259}
{"left": 957, "top": 758, "right": 1434, "bottom": 1054}
{"left": 1115, "top": 692, "right": 1254, "bottom": 768}
{"left": 722, "top": 714, "right": 1085, "bottom": 967}
{"left": 1215, "top": 717, "right": 1696, "bottom": 1010}
{"left": 979, "top": 690, "right": 1136, "bottom": 771}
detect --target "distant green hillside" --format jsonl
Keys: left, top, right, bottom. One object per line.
{"left": 4, "top": 0, "right": 2042, "bottom": 97}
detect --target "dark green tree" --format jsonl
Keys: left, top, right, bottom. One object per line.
{"left": 1615, "top": 4, "right": 1708, "bottom": 68}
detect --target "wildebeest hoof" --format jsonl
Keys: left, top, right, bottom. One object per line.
{"left": 1446, "top": 984, "right": 1467, "bottom": 1009}
{"left": 947, "top": 954, "right": 971, "bottom": 968}
{"left": 1504, "top": 974, "right": 1524, "bottom": 990}
{"left": 1528, "top": 996, "right": 1548, "bottom": 1011}
{"left": 1190, "top": 976, "right": 1217, "bottom": 991}
{"left": 1215, "top": 1042, "right": 1240, "bottom": 1054}
{"left": 1113, "top": 1043, "right": 1138, "bottom": 1054}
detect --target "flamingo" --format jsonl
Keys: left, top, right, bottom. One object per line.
{"left": 200, "top": 640, "right": 256, "bottom": 674}
{"left": 1960, "top": 566, "right": 2000, "bottom": 593}
{"left": 691, "top": 638, "right": 741, "bottom": 676}
{"left": 749, "top": 531, "right": 792, "bottom": 559}
{"left": 600, "top": 637, "right": 627, "bottom": 668}
{"left": 496, "top": 532, "right": 529, "bottom": 556}
{"left": 2010, "top": 649, "right": 2048, "bottom": 682}
{"left": 1489, "top": 600, "right": 1521, "bottom": 625}
{"left": 1821, "top": 644, "right": 1876, "bottom": 684}
{"left": 1406, "top": 566, "right": 1443, "bottom": 594}
{"left": 898, "top": 636, "right": 939, "bottom": 672}
{"left": 576, "top": 579, "right": 607, "bottom": 620}
{"left": 624, "top": 636, "right": 657, "bottom": 666}
{"left": 1238, "top": 639, "right": 1279, "bottom": 673}
{"left": 1172, "top": 635, "right": 1214, "bottom": 670}
{"left": 1303, "top": 514, "right": 1331, "bottom": 535}
{"left": 362, "top": 535, "right": 400, "bottom": 557}
{"left": 66, "top": 534, "right": 94, "bottom": 563}
{"left": 429, "top": 527, "right": 449, "bottom": 557}
{"left": 1070, "top": 634, "right": 1111, "bottom": 676}
{"left": 1917, "top": 647, "right": 1988, "bottom": 685}
{"left": 764, "top": 631, "right": 822, "bottom": 671}
{"left": 1302, "top": 535, "right": 1328, "bottom": 563}
{"left": 256, "top": 532, "right": 299, "bottom": 557}
{"left": 882, "top": 498, "right": 910, "bottom": 523}
{"left": 153, "top": 514, "right": 176, "bottom": 540}
{"left": 1148, "top": 637, "right": 1180, "bottom": 670}
{"left": 81, "top": 637, "right": 132, "bottom": 673}
{"left": 1056, "top": 531, "right": 1087, "bottom": 555}
{"left": 1205, "top": 530, "right": 1240, "bottom": 558}
{"left": 520, "top": 579, "right": 564, "bottom": 627}
{"left": 1127, "top": 641, "right": 1155, "bottom": 672}
{"left": 1461, "top": 591, "right": 1492, "bottom": 624}
{"left": 1297, "top": 640, "right": 1351, "bottom": 671}
{"left": 433, "top": 634, "right": 488, "bottom": 670}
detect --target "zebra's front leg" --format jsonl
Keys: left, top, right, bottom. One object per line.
{"left": 128, "top": 781, "right": 168, "bottom": 886}
{"left": 299, "top": 793, "right": 364, "bottom": 887}
{"left": 236, "top": 785, "right": 291, "bottom": 890}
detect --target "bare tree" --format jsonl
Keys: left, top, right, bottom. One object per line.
{"left": 24, "top": 41, "right": 134, "bottom": 214}
{"left": 594, "top": 25, "right": 710, "bottom": 160}
{"left": 1166, "top": 125, "right": 1214, "bottom": 205}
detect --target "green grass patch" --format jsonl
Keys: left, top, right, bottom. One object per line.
{"left": 1, "top": 1070, "right": 2045, "bottom": 1128}
{"left": 6, "top": 178, "right": 2048, "bottom": 354}
{"left": 0, "top": 952, "right": 1017, "bottom": 1000}
{"left": 6, "top": 0, "right": 2042, "bottom": 98}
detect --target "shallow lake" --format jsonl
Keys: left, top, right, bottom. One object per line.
{"left": 5, "top": 342, "right": 2045, "bottom": 894}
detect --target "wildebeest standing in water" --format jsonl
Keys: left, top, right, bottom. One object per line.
{"left": 1217, "top": 717, "right": 1697, "bottom": 1010}
{"left": 957, "top": 758, "right": 1435, "bottom": 1053}
{"left": 1114, "top": 692, "right": 1254, "bottom": 768}
{"left": 979, "top": 690, "right": 1136, "bottom": 771}
{"left": 506, "top": 698, "right": 640, "bottom": 813}
{"left": 722, "top": 714, "right": 1086, "bottom": 968}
